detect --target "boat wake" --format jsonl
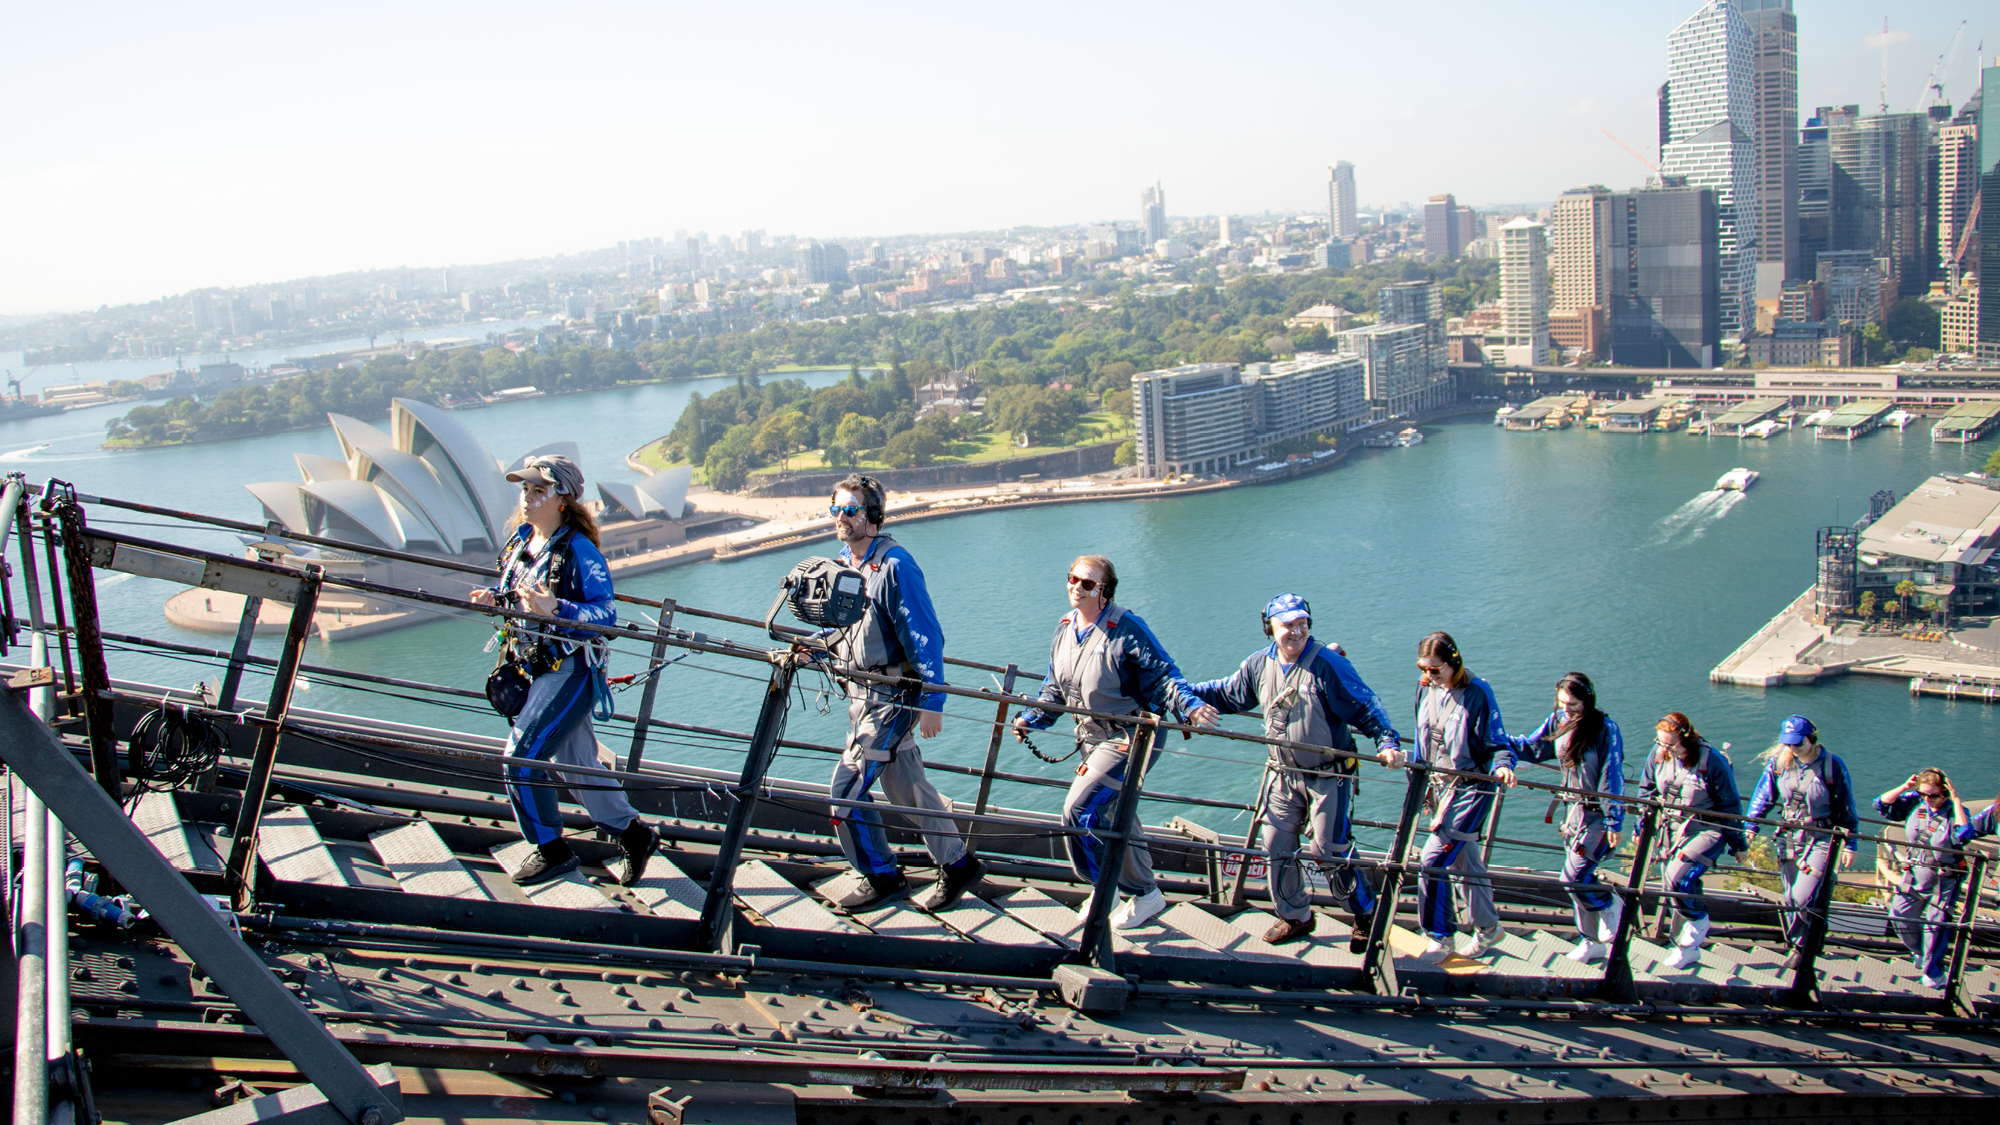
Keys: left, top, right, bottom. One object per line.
{"left": 0, "top": 443, "right": 50, "bottom": 463}
{"left": 1650, "top": 489, "right": 1746, "bottom": 547}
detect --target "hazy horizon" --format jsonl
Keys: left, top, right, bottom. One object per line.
{"left": 2, "top": 0, "right": 1990, "bottom": 315}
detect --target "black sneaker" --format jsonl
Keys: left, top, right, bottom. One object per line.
{"left": 617, "top": 821, "right": 657, "bottom": 887}
{"left": 514, "top": 842, "right": 579, "bottom": 886}
{"left": 1349, "top": 912, "right": 1374, "bottom": 955}
{"left": 835, "top": 871, "right": 911, "bottom": 913}
{"left": 920, "top": 857, "right": 986, "bottom": 912}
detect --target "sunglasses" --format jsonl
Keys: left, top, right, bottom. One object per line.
{"left": 829, "top": 504, "right": 866, "bottom": 518}
{"left": 1066, "top": 573, "right": 1101, "bottom": 593}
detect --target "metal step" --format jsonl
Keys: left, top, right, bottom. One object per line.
{"left": 256, "top": 805, "right": 347, "bottom": 886}
{"left": 490, "top": 841, "right": 619, "bottom": 912}
{"left": 1158, "top": 903, "right": 1297, "bottom": 963}
{"left": 367, "top": 821, "right": 492, "bottom": 901}
{"left": 130, "top": 791, "right": 222, "bottom": 875}
{"left": 811, "top": 873, "right": 965, "bottom": 941}
{"left": 990, "top": 886, "right": 1083, "bottom": 948}
{"left": 1520, "top": 930, "right": 1607, "bottom": 980}
{"left": 733, "top": 860, "right": 856, "bottom": 933}
{"left": 927, "top": 892, "right": 1060, "bottom": 948}
{"left": 623, "top": 852, "right": 706, "bottom": 921}
{"left": 1222, "top": 909, "right": 1355, "bottom": 968}
{"left": 1628, "top": 935, "right": 1738, "bottom": 988}
{"left": 1694, "top": 940, "right": 1787, "bottom": 987}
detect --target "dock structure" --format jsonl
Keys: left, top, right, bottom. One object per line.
{"left": 1599, "top": 397, "right": 1668, "bottom": 433}
{"left": 1707, "top": 396, "right": 1789, "bottom": 436}
{"left": 1501, "top": 393, "right": 1577, "bottom": 431}
{"left": 1814, "top": 399, "right": 1893, "bottom": 440}
{"left": 1931, "top": 399, "right": 2000, "bottom": 444}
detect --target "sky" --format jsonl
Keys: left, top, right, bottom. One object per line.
{"left": 1, "top": 1, "right": 1993, "bottom": 315}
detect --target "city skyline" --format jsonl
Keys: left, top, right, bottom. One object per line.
{"left": 1, "top": 1, "right": 1992, "bottom": 314}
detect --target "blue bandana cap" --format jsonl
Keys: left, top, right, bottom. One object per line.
{"left": 1264, "top": 592, "right": 1311, "bottom": 626}
{"left": 1777, "top": 714, "right": 1816, "bottom": 746}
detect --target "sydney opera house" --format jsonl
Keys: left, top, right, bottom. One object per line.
{"left": 246, "top": 398, "right": 691, "bottom": 562}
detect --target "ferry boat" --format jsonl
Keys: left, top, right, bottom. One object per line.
{"left": 1803, "top": 409, "right": 1834, "bottom": 428}
{"left": 1395, "top": 427, "right": 1424, "bottom": 447}
{"left": 1716, "top": 467, "right": 1760, "bottom": 491}
{"left": 1493, "top": 405, "right": 1515, "bottom": 425}
{"left": 1887, "top": 409, "right": 1916, "bottom": 429}
{"left": 1742, "top": 419, "right": 1789, "bottom": 439}
{"left": 1362, "top": 430, "right": 1399, "bottom": 447}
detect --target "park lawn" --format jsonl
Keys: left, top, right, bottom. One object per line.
{"left": 631, "top": 439, "right": 688, "bottom": 473}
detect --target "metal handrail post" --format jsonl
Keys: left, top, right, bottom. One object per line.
{"left": 13, "top": 776, "right": 49, "bottom": 1125}
{"left": 1481, "top": 788, "right": 1507, "bottom": 866}
{"left": 36, "top": 512, "right": 78, "bottom": 701}
{"left": 1783, "top": 827, "right": 1846, "bottom": 1008}
{"left": 0, "top": 476, "right": 24, "bottom": 655}
{"left": 1598, "top": 803, "right": 1659, "bottom": 1003}
{"left": 626, "top": 598, "right": 677, "bottom": 773}
{"left": 1074, "top": 722, "right": 1157, "bottom": 973}
{"left": 1946, "top": 853, "right": 1986, "bottom": 1015}
{"left": 225, "top": 569, "right": 323, "bottom": 909}
{"left": 970, "top": 663, "right": 1019, "bottom": 816}
{"left": 1225, "top": 764, "right": 1272, "bottom": 909}
{"left": 1362, "top": 762, "right": 1429, "bottom": 996}
{"left": 49, "top": 492, "right": 119, "bottom": 793}
{"left": 215, "top": 594, "right": 265, "bottom": 713}
{"left": 696, "top": 653, "right": 798, "bottom": 953}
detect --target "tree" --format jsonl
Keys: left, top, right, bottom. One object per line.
{"left": 1857, "top": 590, "right": 1876, "bottom": 621}
{"left": 829, "top": 412, "right": 884, "bottom": 467}
{"left": 1113, "top": 439, "right": 1136, "bottom": 467}
{"left": 882, "top": 426, "right": 944, "bottom": 468}
{"left": 701, "top": 423, "right": 757, "bottom": 492}
{"left": 1984, "top": 444, "right": 2000, "bottom": 476}
{"left": 1895, "top": 579, "right": 1917, "bottom": 620}
{"left": 1885, "top": 299, "right": 1941, "bottom": 351}
{"left": 754, "top": 409, "right": 809, "bottom": 470}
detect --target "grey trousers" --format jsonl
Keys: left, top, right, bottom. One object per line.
{"left": 1663, "top": 827, "right": 1729, "bottom": 925}
{"left": 1775, "top": 833, "right": 1836, "bottom": 946}
{"left": 1417, "top": 786, "right": 1498, "bottom": 939}
{"left": 828, "top": 733, "right": 968, "bottom": 877}
{"left": 1889, "top": 867, "right": 1962, "bottom": 979}
{"left": 1263, "top": 768, "right": 1375, "bottom": 922}
{"left": 1064, "top": 742, "right": 1156, "bottom": 896}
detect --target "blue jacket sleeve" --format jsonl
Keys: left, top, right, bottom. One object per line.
{"left": 1469, "top": 680, "right": 1515, "bottom": 773}
{"left": 1189, "top": 652, "right": 1264, "bottom": 715}
{"left": 1509, "top": 712, "right": 1560, "bottom": 764}
{"left": 1598, "top": 720, "right": 1627, "bottom": 835}
{"left": 1317, "top": 649, "right": 1401, "bottom": 747}
{"left": 1745, "top": 763, "right": 1779, "bottom": 830}
{"left": 1953, "top": 803, "right": 1997, "bottom": 845}
{"left": 1706, "top": 752, "right": 1747, "bottom": 854}
{"left": 881, "top": 548, "right": 947, "bottom": 713}
{"left": 1828, "top": 754, "right": 1859, "bottom": 850}
{"left": 552, "top": 536, "right": 616, "bottom": 636}
{"left": 1874, "top": 791, "right": 1920, "bottom": 821}
{"left": 1117, "top": 612, "right": 1199, "bottom": 721}
{"left": 1018, "top": 626, "right": 1065, "bottom": 731}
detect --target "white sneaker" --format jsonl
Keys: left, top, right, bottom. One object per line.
{"left": 1074, "top": 891, "right": 1113, "bottom": 924}
{"left": 1921, "top": 971, "right": 1949, "bottom": 990}
{"left": 1455, "top": 924, "right": 1503, "bottom": 958}
{"left": 1419, "top": 937, "right": 1452, "bottom": 962}
{"left": 1596, "top": 898, "right": 1624, "bottom": 943}
{"left": 1662, "top": 943, "right": 1702, "bottom": 971}
{"left": 1110, "top": 888, "right": 1166, "bottom": 930}
{"left": 1566, "top": 938, "right": 1609, "bottom": 964}
{"left": 1675, "top": 916, "right": 1710, "bottom": 950}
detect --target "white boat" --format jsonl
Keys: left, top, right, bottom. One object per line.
{"left": 1886, "top": 409, "right": 1916, "bottom": 429}
{"left": 1802, "top": 409, "right": 1834, "bottom": 427}
{"left": 1716, "top": 467, "right": 1759, "bottom": 491}
{"left": 1742, "top": 419, "right": 1789, "bottom": 439}
{"left": 1493, "top": 406, "right": 1515, "bottom": 425}
{"left": 1396, "top": 427, "right": 1424, "bottom": 447}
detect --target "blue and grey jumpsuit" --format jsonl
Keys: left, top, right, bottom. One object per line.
{"left": 1017, "top": 603, "right": 1201, "bottom": 897}
{"left": 821, "top": 534, "right": 967, "bottom": 878}
{"left": 1639, "top": 742, "right": 1745, "bottom": 926}
{"left": 1411, "top": 678, "right": 1515, "bottom": 942}
{"left": 1880, "top": 791, "right": 1969, "bottom": 980}
{"left": 1190, "top": 639, "right": 1402, "bottom": 922}
{"left": 1511, "top": 714, "right": 1625, "bottom": 937}
{"left": 1747, "top": 750, "right": 1858, "bottom": 945}
{"left": 489, "top": 525, "right": 639, "bottom": 847}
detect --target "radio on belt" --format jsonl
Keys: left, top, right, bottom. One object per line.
{"left": 765, "top": 556, "right": 868, "bottom": 644}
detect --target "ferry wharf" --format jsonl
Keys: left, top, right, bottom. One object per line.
{"left": 3, "top": 478, "right": 1998, "bottom": 1124}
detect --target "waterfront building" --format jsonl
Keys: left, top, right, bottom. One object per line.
{"left": 1658, "top": 0, "right": 1757, "bottom": 339}
{"left": 1740, "top": 0, "right": 1798, "bottom": 280}
{"left": 1334, "top": 322, "right": 1446, "bottom": 418}
{"left": 1132, "top": 363, "right": 1253, "bottom": 478}
{"left": 1243, "top": 353, "right": 1370, "bottom": 441}
{"left": 1607, "top": 180, "right": 1720, "bottom": 368}
{"left": 1743, "top": 318, "right": 1853, "bottom": 366}
{"left": 1942, "top": 286, "right": 1978, "bottom": 355}
{"left": 1551, "top": 186, "right": 1613, "bottom": 314}
{"left": 1142, "top": 182, "right": 1167, "bottom": 245}
{"left": 1856, "top": 474, "right": 2000, "bottom": 618}
{"left": 1377, "top": 280, "right": 1448, "bottom": 388}
{"left": 1816, "top": 250, "right": 1885, "bottom": 326}
{"left": 1497, "top": 218, "right": 1550, "bottom": 367}
{"left": 1329, "top": 161, "right": 1359, "bottom": 239}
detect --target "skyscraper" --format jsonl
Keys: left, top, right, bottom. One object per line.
{"left": 1423, "top": 194, "right": 1462, "bottom": 261}
{"left": 1551, "top": 186, "right": 1614, "bottom": 313}
{"left": 1141, "top": 183, "right": 1166, "bottom": 244}
{"left": 1829, "top": 111, "right": 1933, "bottom": 299}
{"left": 1499, "top": 218, "right": 1551, "bottom": 366}
{"left": 1218, "top": 215, "right": 1238, "bottom": 244}
{"left": 1658, "top": 0, "right": 1757, "bottom": 338}
{"left": 1608, "top": 180, "right": 1721, "bottom": 368}
{"left": 1937, "top": 109, "right": 1978, "bottom": 289}
{"left": 1329, "top": 162, "right": 1358, "bottom": 239}
{"left": 1739, "top": 0, "right": 1798, "bottom": 281}
{"left": 1976, "top": 65, "right": 2000, "bottom": 361}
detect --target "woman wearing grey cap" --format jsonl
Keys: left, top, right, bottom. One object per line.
{"left": 473, "top": 454, "right": 657, "bottom": 886}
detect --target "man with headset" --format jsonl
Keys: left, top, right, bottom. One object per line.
{"left": 814, "top": 474, "right": 984, "bottom": 913}
{"left": 1187, "top": 594, "right": 1403, "bottom": 947}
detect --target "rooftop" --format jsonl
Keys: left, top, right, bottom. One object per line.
{"left": 1858, "top": 474, "right": 2000, "bottom": 566}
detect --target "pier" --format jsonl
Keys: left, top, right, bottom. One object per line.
{"left": 1501, "top": 394, "right": 1582, "bottom": 430}
{"left": 1932, "top": 399, "right": 2000, "bottom": 444}
{"left": 1599, "top": 397, "right": 1668, "bottom": 433}
{"left": 1706, "top": 397, "right": 1788, "bottom": 436}
{"left": 1814, "top": 399, "right": 1893, "bottom": 441}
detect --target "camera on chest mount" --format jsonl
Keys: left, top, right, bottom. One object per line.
{"left": 766, "top": 556, "right": 868, "bottom": 646}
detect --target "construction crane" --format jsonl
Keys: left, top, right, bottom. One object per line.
{"left": 1600, "top": 128, "right": 1659, "bottom": 177}
{"left": 1912, "top": 20, "right": 1969, "bottom": 112}
{"left": 1952, "top": 190, "right": 1982, "bottom": 279}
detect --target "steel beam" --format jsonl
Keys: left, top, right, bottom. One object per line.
{"left": 50, "top": 493, "right": 119, "bottom": 793}
{"left": 215, "top": 595, "right": 264, "bottom": 714}
{"left": 13, "top": 776, "right": 49, "bottom": 1125}
{"left": 226, "top": 570, "right": 322, "bottom": 908}
{"left": 970, "top": 663, "right": 1018, "bottom": 816}
{"left": 695, "top": 654, "right": 796, "bottom": 952}
{"left": 161, "top": 1064, "right": 399, "bottom": 1125}
{"left": 626, "top": 598, "right": 677, "bottom": 773}
{"left": 1363, "top": 761, "right": 1430, "bottom": 996}
{"left": 1948, "top": 853, "right": 1986, "bottom": 1015}
{"left": 1074, "top": 722, "right": 1156, "bottom": 973}
{"left": 1599, "top": 804, "right": 1659, "bottom": 1003}
{"left": 0, "top": 689, "right": 401, "bottom": 1125}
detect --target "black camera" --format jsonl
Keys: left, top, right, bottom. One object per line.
{"left": 765, "top": 556, "right": 867, "bottom": 643}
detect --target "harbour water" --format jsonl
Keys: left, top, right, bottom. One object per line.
{"left": 3, "top": 388, "right": 1997, "bottom": 847}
